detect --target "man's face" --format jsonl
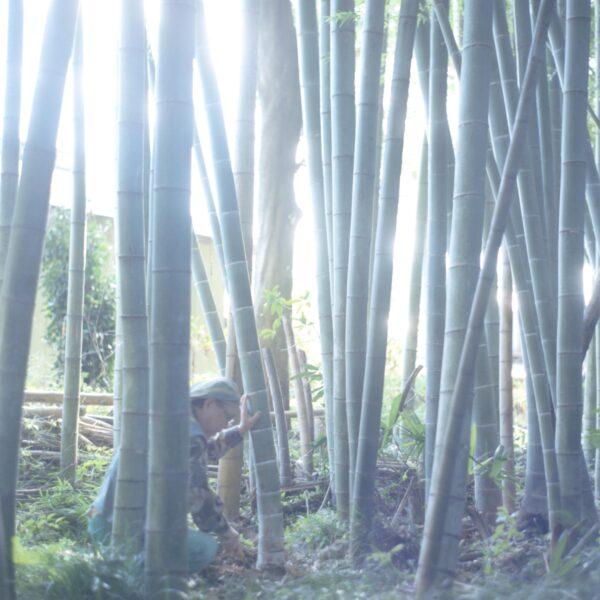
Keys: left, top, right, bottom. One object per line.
{"left": 193, "top": 397, "right": 239, "bottom": 437}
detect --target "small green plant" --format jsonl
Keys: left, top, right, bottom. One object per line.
{"left": 482, "top": 509, "right": 523, "bottom": 575}
{"left": 285, "top": 509, "right": 346, "bottom": 553}
{"left": 390, "top": 410, "right": 425, "bottom": 466}
{"left": 16, "top": 541, "right": 143, "bottom": 600}
{"left": 17, "top": 452, "right": 111, "bottom": 545}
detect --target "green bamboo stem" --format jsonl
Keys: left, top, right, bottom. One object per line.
{"left": 282, "top": 314, "right": 312, "bottom": 476}
{"left": 330, "top": 0, "right": 355, "bottom": 519}
{"left": 420, "top": 0, "right": 495, "bottom": 586}
{"left": 556, "top": 0, "right": 591, "bottom": 527}
{"left": 499, "top": 247, "right": 516, "bottom": 515}
{"left": 494, "top": 0, "right": 558, "bottom": 402}
{"left": 0, "top": 3, "right": 81, "bottom": 597}
{"left": 193, "top": 128, "right": 226, "bottom": 278}
{"left": 583, "top": 337, "right": 596, "bottom": 467}
{"left": 112, "top": 0, "right": 150, "bottom": 550}
{"left": 294, "top": 0, "right": 335, "bottom": 481}
{"left": 345, "top": 0, "right": 385, "bottom": 494}
{"left": 416, "top": 6, "right": 558, "bottom": 592}
{"left": 596, "top": 332, "right": 600, "bottom": 502}
{"left": 262, "top": 347, "right": 292, "bottom": 487}
{"left": 350, "top": 0, "right": 419, "bottom": 558}
{"left": 195, "top": 0, "right": 284, "bottom": 568}
{"left": 320, "top": 0, "right": 334, "bottom": 286}
{"left": 424, "top": 1, "right": 449, "bottom": 492}
{"left": 548, "top": 12, "right": 600, "bottom": 245}
{"left": 401, "top": 137, "right": 427, "bottom": 391}
{"left": 191, "top": 232, "right": 226, "bottom": 375}
{"left": 0, "top": 0, "right": 23, "bottom": 294}
{"left": 488, "top": 43, "right": 557, "bottom": 530}
{"left": 60, "top": 17, "right": 87, "bottom": 484}
{"left": 144, "top": 0, "right": 195, "bottom": 593}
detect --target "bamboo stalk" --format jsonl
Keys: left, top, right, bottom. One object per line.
{"left": 263, "top": 347, "right": 292, "bottom": 487}
{"left": 60, "top": 16, "right": 87, "bottom": 483}
{"left": 498, "top": 248, "right": 516, "bottom": 515}
{"left": 282, "top": 314, "right": 312, "bottom": 477}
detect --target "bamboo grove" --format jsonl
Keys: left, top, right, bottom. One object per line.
{"left": 0, "top": 0, "right": 600, "bottom": 598}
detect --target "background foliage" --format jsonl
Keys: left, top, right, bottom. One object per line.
{"left": 40, "top": 207, "right": 116, "bottom": 391}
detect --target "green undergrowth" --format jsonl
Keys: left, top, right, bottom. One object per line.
{"left": 17, "top": 448, "right": 111, "bottom": 545}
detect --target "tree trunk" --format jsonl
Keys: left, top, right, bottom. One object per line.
{"left": 556, "top": 0, "right": 591, "bottom": 528}
{"left": 499, "top": 248, "right": 516, "bottom": 514}
{"left": 253, "top": 0, "right": 302, "bottom": 418}
{"left": 424, "top": 1, "right": 449, "bottom": 492}
{"left": 144, "top": 0, "right": 194, "bottom": 593}
{"left": 330, "top": 0, "right": 355, "bottom": 519}
{"left": 350, "top": 0, "right": 419, "bottom": 558}
{"left": 60, "top": 17, "right": 87, "bottom": 484}
{"left": 196, "top": 0, "right": 285, "bottom": 569}
{"left": 0, "top": 0, "right": 23, "bottom": 293}
{"left": 345, "top": 0, "right": 385, "bottom": 493}
{"left": 294, "top": 0, "right": 335, "bottom": 488}
{"left": 0, "top": 2, "right": 80, "bottom": 597}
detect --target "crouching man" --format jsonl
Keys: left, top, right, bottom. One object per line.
{"left": 87, "top": 377, "right": 259, "bottom": 572}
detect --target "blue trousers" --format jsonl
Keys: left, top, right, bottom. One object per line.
{"left": 87, "top": 514, "right": 219, "bottom": 572}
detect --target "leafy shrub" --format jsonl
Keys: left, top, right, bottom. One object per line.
{"left": 40, "top": 207, "right": 116, "bottom": 391}
{"left": 285, "top": 509, "right": 346, "bottom": 552}
{"left": 17, "top": 452, "right": 111, "bottom": 545}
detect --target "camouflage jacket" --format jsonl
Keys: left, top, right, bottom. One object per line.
{"left": 188, "top": 424, "right": 243, "bottom": 534}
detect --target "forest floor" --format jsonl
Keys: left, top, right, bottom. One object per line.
{"left": 13, "top": 413, "right": 600, "bottom": 599}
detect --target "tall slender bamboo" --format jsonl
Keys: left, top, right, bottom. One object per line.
{"left": 473, "top": 340, "right": 501, "bottom": 525}
{"left": 548, "top": 13, "right": 600, "bottom": 245}
{"left": 583, "top": 339, "right": 596, "bottom": 466}
{"left": 350, "top": 0, "right": 419, "bottom": 558}
{"left": 144, "top": 0, "right": 194, "bottom": 593}
{"left": 401, "top": 137, "right": 427, "bottom": 389}
{"left": 556, "top": 0, "right": 591, "bottom": 527}
{"left": 191, "top": 232, "right": 226, "bottom": 374}
{"left": 420, "top": 0, "right": 495, "bottom": 586}
{"left": 499, "top": 248, "right": 516, "bottom": 514}
{"left": 0, "top": 0, "right": 23, "bottom": 291}
{"left": 111, "top": 0, "right": 149, "bottom": 549}
{"left": 262, "top": 347, "right": 292, "bottom": 487}
{"left": 345, "top": 0, "right": 385, "bottom": 493}
{"left": 294, "top": 0, "right": 335, "bottom": 481}
{"left": 193, "top": 128, "right": 225, "bottom": 276}
{"left": 195, "top": 0, "right": 284, "bottom": 568}
{"left": 320, "top": 0, "right": 334, "bottom": 286}
{"left": 60, "top": 17, "right": 87, "bottom": 483}
{"left": 282, "top": 314, "right": 312, "bottom": 476}
{"left": 0, "top": 2, "right": 80, "bottom": 597}
{"left": 494, "top": 0, "right": 557, "bottom": 402}
{"left": 424, "top": 0, "right": 449, "bottom": 492}
{"left": 596, "top": 332, "right": 600, "bottom": 501}
{"left": 416, "top": 6, "right": 559, "bottom": 593}
{"left": 330, "top": 0, "right": 355, "bottom": 518}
